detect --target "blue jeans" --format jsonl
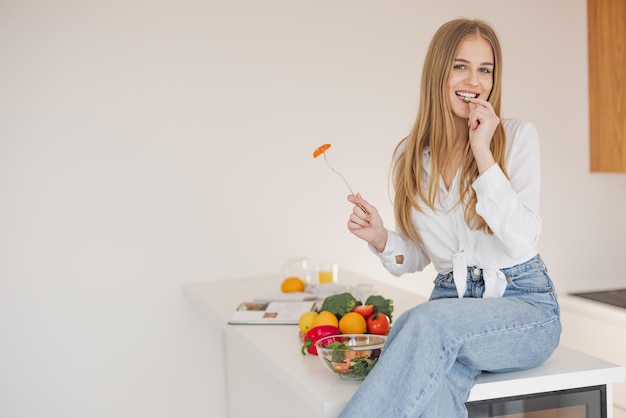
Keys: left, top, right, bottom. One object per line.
{"left": 338, "top": 255, "right": 561, "bottom": 418}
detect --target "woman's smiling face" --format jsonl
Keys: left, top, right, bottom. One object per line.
{"left": 448, "top": 35, "right": 494, "bottom": 119}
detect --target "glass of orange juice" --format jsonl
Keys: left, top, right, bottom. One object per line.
{"left": 317, "top": 262, "right": 338, "bottom": 284}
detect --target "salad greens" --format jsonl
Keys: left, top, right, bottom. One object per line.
{"left": 344, "top": 357, "right": 377, "bottom": 379}
{"left": 321, "top": 343, "right": 383, "bottom": 380}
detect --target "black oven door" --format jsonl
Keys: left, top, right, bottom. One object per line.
{"left": 466, "top": 385, "right": 606, "bottom": 418}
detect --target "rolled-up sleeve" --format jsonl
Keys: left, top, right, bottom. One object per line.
{"left": 368, "top": 230, "right": 431, "bottom": 276}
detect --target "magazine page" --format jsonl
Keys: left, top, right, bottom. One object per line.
{"left": 228, "top": 300, "right": 318, "bottom": 325}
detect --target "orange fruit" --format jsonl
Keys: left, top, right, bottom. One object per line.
{"left": 281, "top": 277, "right": 305, "bottom": 293}
{"left": 312, "top": 310, "right": 339, "bottom": 328}
{"left": 339, "top": 312, "right": 367, "bottom": 334}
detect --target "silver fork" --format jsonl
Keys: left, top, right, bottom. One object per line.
{"left": 321, "top": 153, "right": 367, "bottom": 214}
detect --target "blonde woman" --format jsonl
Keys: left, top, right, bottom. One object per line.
{"left": 341, "top": 19, "right": 561, "bottom": 417}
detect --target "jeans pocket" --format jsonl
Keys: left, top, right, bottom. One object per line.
{"left": 505, "top": 270, "right": 554, "bottom": 293}
{"left": 505, "top": 270, "right": 560, "bottom": 317}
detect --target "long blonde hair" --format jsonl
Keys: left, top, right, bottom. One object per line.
{"left": 393, "top": 19, "right": 507, "bottom": 243}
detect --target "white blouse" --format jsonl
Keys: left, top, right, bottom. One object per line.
{"left": 371, "top": 119, "right": 542, "bottom": 298}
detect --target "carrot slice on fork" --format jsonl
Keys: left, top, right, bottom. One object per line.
{"left": 313, "top": 143, "right": 331, "bottom": 158}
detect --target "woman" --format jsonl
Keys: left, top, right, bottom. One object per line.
{"left": 340, "top": 19, "right": 561, "bottom": 418}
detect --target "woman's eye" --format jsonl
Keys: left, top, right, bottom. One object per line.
{"left": 453, "top": 64, "right": 466, "bottom": 70}
{"left": 479, "top": 67, "right": 492, "bottom": 74}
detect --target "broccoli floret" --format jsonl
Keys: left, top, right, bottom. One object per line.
{"left": 365, "top": 295, "right": 394, "bottom": 323}
{"left": 320, "top": 292, "right": 357, "bottom": 318}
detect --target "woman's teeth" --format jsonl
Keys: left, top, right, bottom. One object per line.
{"left": 457, "top": 92, "right": 477, "bottom": 102}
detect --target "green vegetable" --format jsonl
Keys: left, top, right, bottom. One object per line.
{"left": 326, "top": 342, "right": 350, "bottom": 362}
{"left": 325, "top": 341, "right": 349, "bottom": 350}
{"left": 320, "top": 292, "right": 357, "bottom": 318}
{"left": 323, "top": 356, "right": 379, "bottom": 379}
{"left": 345, "top": 357, "right": 377, "bottom": 378}
{"left": 365, "top": 295, "right": 394, "bottom": 323}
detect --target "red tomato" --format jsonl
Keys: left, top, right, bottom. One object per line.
{"left": 352, "top": 304, "right": 374, "bottom": 319}
{"left": 366, "top": 313, "right": 390, "bottom": 335}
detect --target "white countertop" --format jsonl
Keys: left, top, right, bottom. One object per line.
{"left": 184, "top": 271, "right": 625, "bottom": 417}
{"left": 560, "top": 293, "right": 626, "bottom": 327}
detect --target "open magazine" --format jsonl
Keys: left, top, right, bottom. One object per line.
{"left": 228, "top": 298, "right": 319, "bottom": 325}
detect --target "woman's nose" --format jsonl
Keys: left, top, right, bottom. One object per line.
{"left": 465, "top": 70, "right": 479, "bottom": 86}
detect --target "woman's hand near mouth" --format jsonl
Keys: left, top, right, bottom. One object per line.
{"left": 466, "top": 97, "right": 499, "bottom": 174}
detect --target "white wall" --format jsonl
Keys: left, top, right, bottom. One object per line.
{"left": 1, "top": 0, "right": 624, "bottom": 417}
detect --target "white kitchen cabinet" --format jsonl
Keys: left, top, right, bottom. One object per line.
{"left": 559, "top": 293, "right": 626, "bottom": 416}
{"left": 185, "top": 273, "right": 624, "bottom": 418}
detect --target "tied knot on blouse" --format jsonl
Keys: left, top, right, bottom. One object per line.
{"left": 452, "top": 250, "right": 508, "bottom": 298}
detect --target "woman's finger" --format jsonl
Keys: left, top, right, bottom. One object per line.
{"left": 349, "top": 212, "right": 370, "bottom": 228}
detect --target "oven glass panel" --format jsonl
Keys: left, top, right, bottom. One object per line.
{"left": 467, "top": 385, "right": 605, "bottom": 418}
{"left": 491, "top": 405, "right": 586, "bottom": 418}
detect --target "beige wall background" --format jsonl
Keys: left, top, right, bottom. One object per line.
{"left": 1, "top": 0, "right": 625, "bottom": 417}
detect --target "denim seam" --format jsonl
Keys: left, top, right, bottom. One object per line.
{"left": 457, "top": 315, "right": 560, "bottom": 346}
{"left": 405, "top": 358, "right": 447, "bottom": 418}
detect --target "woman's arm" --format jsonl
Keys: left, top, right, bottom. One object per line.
{"left": 347, "top": 194, "right": 430, "bottom": 276}
{"left": 473, "top": 120, "right": 542, "bottom": 258}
